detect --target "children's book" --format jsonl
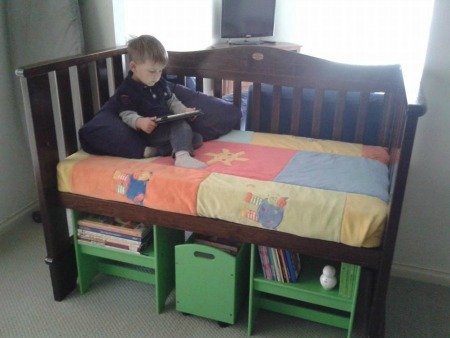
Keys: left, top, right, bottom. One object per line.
{"left": 77, "top": 214, "right": 151, "bottom": 238}
{"left": 193, "top": 234, "right": 241, "bottom": 255}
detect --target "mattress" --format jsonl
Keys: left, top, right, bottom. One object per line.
{"left": 58, "top": 130, "right": 390, "bottom": 248}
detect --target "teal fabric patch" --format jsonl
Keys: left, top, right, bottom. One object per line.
{"left": 217, "top": 130, "right": 254, "bottom": 143}
{"left": 275, "top": 151, "right": 390, "bottom": 202}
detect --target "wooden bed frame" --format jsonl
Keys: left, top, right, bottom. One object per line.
{"left": 16, "top": 46, "right": 424, "bottom": 337}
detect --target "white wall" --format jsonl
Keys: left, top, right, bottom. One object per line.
{"left": 116, "top": 0, "right": 214, "bottom": 51}
{"left": 79, "top": 0, "right": 116, "bottom": 52}
{"left": 0, "top": 2, "right": 36, "bottom": 227}
{"left": 393, "top": 0, "right": 450, "bottom": 285}
{"left": 0, "top": 0, "right": 84, "bottom": 232}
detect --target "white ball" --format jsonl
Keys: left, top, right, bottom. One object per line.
{"left": 322, "top": 265, "right": 336, "bottom": 277}
{"left": 320, "top": 274, "right": 337, "bottom": 290}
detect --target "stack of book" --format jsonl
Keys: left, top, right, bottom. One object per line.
{"left": 193, "top": 233, "right": 241, "bottom": 256}
{"left": 76, "top": 214, "right": 152, "bottom": 254}
{"left": 257, "top": 246, "right": 301, "bottom": 283}
{"left": 338, "top": 263, "right": 358, "bottom": 298}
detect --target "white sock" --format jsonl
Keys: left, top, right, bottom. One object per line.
{"left": 175, "top": 150, "right": 207, "bottom": 169}
{"left": 143, "top": 146, "right": 158, "bottom": 158}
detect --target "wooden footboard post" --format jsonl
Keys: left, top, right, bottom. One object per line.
{"left": 367, "top": 104, "right": 425, "bottom": 337}
{"left": 17, "top": 74, "right": 77, "bottom": 301}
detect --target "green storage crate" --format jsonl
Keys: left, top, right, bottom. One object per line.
{"left": 175, "top": 240, "right": 250, "bottom": 325}
{"left": 72, "top": 211, "right": 184, "bottom": 314}
{"left": 247, "top": 244, "right": 361, "bottom": 337}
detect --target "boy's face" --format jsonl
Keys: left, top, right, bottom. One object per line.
{"left": 130, "top": 59, "right": 164, "bottom": 87}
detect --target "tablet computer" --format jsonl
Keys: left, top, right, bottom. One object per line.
{"left": 155, "top": 110, "right": 203, "bottom": 124}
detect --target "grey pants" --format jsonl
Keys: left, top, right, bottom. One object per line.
{"left": 142, "top": 119, "right": 203, "bottom": 156}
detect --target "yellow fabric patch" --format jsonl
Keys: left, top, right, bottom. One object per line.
{"left": 57, "top": 151, "right": 90, "bottom": 192}
{"left": 341, "top": 194, "right": 388, "bottom": 248}
{"left": 252, "top": 132, "right": 363, "bottom": 157}
{"left": 197, "top": 173, "right": 345, "bottom": 243}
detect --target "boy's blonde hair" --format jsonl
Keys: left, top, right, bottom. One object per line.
{"left": 127, "top": 35, "right": 168, "bottom": 66}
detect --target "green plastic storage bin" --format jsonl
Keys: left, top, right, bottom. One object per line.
{"left": 175, "top": 241, "right": 249, "bottom": 325}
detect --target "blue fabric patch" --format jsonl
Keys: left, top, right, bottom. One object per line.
{"left": 217, "top": 130, "right": 254, "bottom": 144}
{"left": 275, "top": 152, "right": 390, "bottom": 202}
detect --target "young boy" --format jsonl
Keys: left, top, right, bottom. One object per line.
{"left": 80, "top": 35, "right": 206, "bottom": 169}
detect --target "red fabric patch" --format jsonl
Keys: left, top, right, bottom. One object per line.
{"left": 154, "top": 141, "right": 296, "bottom": 181}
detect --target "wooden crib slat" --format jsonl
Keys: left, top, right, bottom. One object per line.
{"left": 213, "top": 79, "right": 222, "bottom": 97}
{"left": 290, "top": 87, "right": 302, "bottom": 135}
{"left": 69, "top": 66, "right": 84, "bottom": 148}
{"left": 77, "top": 63, "right": 94, "bottom": 123}
{"left": 378, "top": 93, "right": 394, "bottom": 147}
{"left": 96, "top": 59, "right": 109, "bottom": 106}
{"left": 250, "top": 83, "right": 262, "bottom": 131}
{"left": 270, "top": 85, "right": 282, "bottom": 133}
{"left": 311, "top": 88, "right": 324, "bottom": 138}
{"left": 332, "top": 90, "right": 346, "bottom": 140}
{"left": 106, "top": 57, "right": 116, "bottom": 97}
{"left": 355, "top": 92, "right": 370, "bottom": 143}
{"left": 112, "top": 54, "right": 125, "bottom": 88}
{"left": 48, "top": 71, "right": 68, "bottom": 161}
{"left": 196, "top": 76, "right": 203, "bottom": 92}
{"left": 233, "top": 81, "right": 242, "bottom": 108}
{"left": 54, "top": 69, "right": 78, "bottom": 156}
{"left": 88, "top": 62, "right": 101, "bottom": 114}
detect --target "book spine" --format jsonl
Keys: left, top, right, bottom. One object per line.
{"left": 284, "top": 249, "right": 295, "bottom": 283}
{"left": 261, "top": 246, "right": 273, "bottom": 280}
{"left": 267, "top": 248, "right": 277, "bottom": 282}
{"left": 78, "top": 225, "right": 148, "bottom": 241}
{"left": 278, "top": 249, "right": 289, "bottom": 283}
{"left": 77, "top": 229, "right": 146, "bottom": 246}
{"left": 78, "top": 219, "right": 148, "bottom": 237}
{"left": 78, "top": 238, "right": 141, "bottom": 254}
{"left": 258, "top": 246, "right": 269, "bottom": 279}
{"left": 79, "top": 238, "right": 143, "bottom": 252}
{"left": 271, "top": 248, "right": 282, "bottom": 282}
{"left": 291, "top": 252, "right": 301, "bottom": 280}
{"left": 258, "top": 246, "right": 273, "bottom": 280}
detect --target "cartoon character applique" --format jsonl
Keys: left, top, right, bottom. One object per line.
{"left": 242, "top": 192, "right": 288, "bottom": 230}
{"left": 204, "top": 148, "right": 248, "bottom": 166}
{"left": 113, "top": 170, "right": 152, "bottom": 205}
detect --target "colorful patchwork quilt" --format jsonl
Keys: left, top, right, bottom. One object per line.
{"left": 58, "top": 130, "right": 391, "bottom": 248}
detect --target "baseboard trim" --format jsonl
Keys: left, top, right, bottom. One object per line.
{"left": 0, "top": 201, "right": 39, "bottom": 235}
{"left": 391, "top": 262, "right": 450, "bottom": 287}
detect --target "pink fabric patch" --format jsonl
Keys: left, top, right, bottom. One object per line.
{"left": 154, "top": 141, "right": 296, "bottom": 181}
{"left": 362, "top": 145, "right": 390, "bottom": 165}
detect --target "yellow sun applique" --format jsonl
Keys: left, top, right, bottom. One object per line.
{"left": 205, "top": 148, "right": 249, "bottom": 166}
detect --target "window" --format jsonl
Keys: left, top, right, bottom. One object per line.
{"left": 275, "top": 0, "right": 435, "bottom": 99}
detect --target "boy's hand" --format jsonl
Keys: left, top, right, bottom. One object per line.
{"left": 185, "top": 107, "right": 199, "bottom": 121}
{"left": 136, "top": 117, "right": 157, "bottom": 134}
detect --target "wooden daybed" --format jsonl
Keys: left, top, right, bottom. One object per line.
{"left": 16, "top": 46, "right": 425, "bottom": 337}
